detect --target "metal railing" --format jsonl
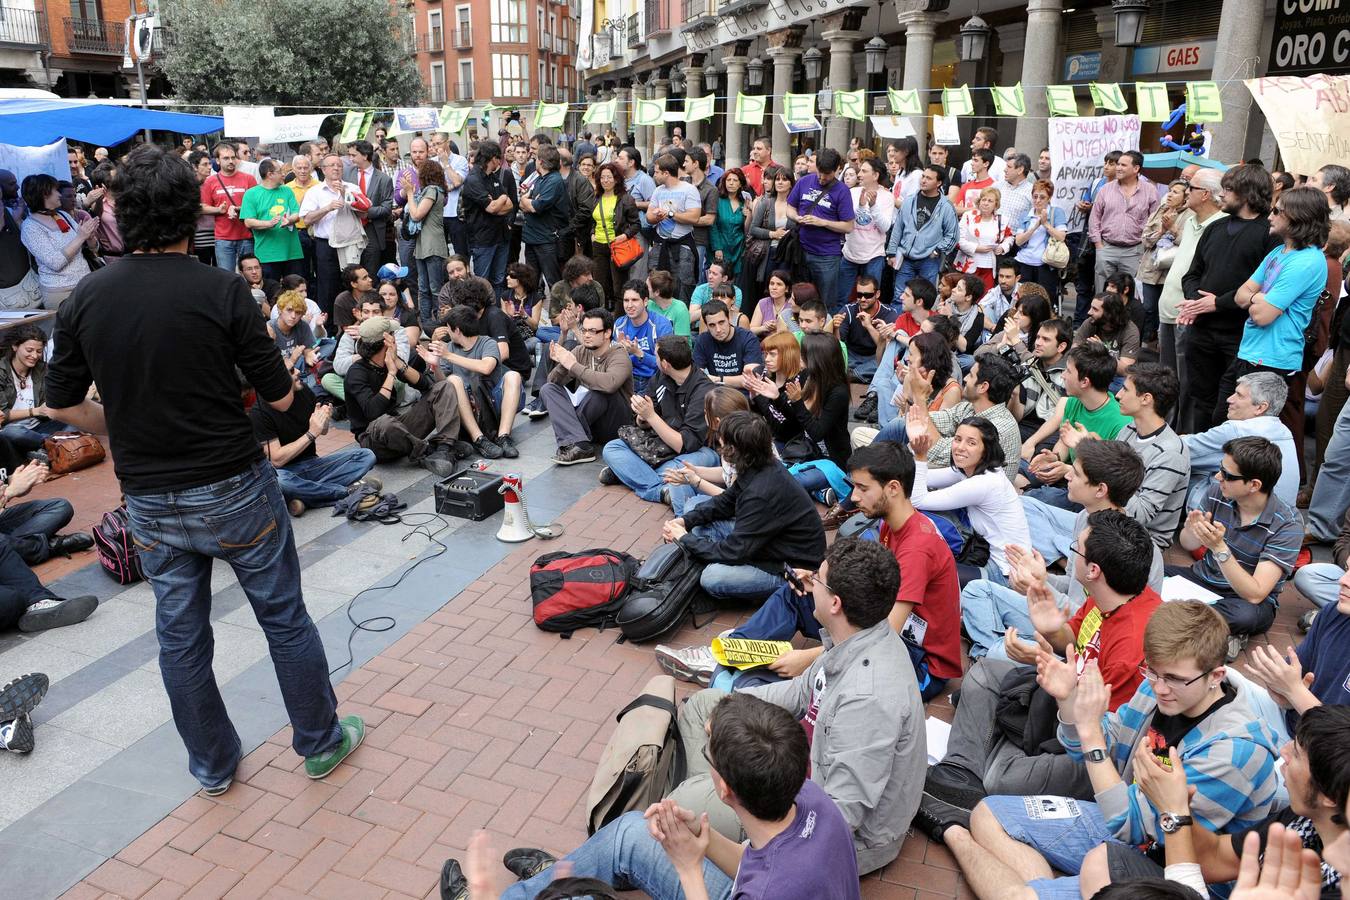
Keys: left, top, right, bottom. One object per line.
{"left": 63, "top": 16, "right": 123, "bottom": 54}
{"left": 539, "top": 28, "right": 552, "bottom": 50}
{"left": 430, "top": 82, "right": 447, "bottom": 103}
{"left": 0, "top": 3, "right": 48, "bottom": 49}
{"left": 454, "top": 81, "right": 473, "bottom": 100}
{"left": 681, "top": 0, "right": 715, "bottom": 21}
{"left": 627, "top": 12, "right": 641, "bottom": 48}
{"left": 448, "top": 25, "right": 470, "bottom": 48}
{"left": 417, "top": 29, "right": 444, "bottom": 52}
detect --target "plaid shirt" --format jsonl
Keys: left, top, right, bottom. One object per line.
{"left": 1192, "top": 481, "right": 1302, "bottom": 605}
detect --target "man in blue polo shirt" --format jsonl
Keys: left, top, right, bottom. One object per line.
{"left": 786, "top": 147, "right": 854, "bottom": 313}
{"left": 615, "top": 279, "right": 673, "bottom": 393}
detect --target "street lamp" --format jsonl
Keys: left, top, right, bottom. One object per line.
{"left": 1111, "top": 0, "right": 1149, "bottom": 46}
{"left": 957, "top": 15, "right": 992, "bottom": 62}
{"left": 705, "top": 67, "right": 720, "bottom": 91}
{"left": 864, "top": 35, "right": 887, "bottom": 75}
{"left": 802, "top": 45, "right": 823, "bottom": 82}
{"left": 747, "top": 56, "right": 765, "bottom": 89}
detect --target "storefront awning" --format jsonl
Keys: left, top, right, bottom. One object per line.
{"left": 0, "top": 99, "right": 223, "bottom": 147}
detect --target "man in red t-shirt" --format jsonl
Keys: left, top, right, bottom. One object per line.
{"left": 740, "top": 137, "right": 779, "bottom": 198}
{"left": 952, "top": 148, "right": 995, "bottom": 217}
{"left": 199, "top": 142, "right": 258, "bottom": 274}
{"left": 917, "top": 510, "right": 1162, "bottom": 839}
{"left": 654, "top": 442, "right": 962, "bottom": 701}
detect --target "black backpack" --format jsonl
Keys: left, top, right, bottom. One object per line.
{"left": 994, "top": 665, "right": 1067, "bottom": 756}
{"left": 616, "top": 542, "right": 706, "bottom": 643}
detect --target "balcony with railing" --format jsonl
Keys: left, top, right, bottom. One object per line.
{"left": 680, "top": 0, "right": 717, "bottom": 33}
{"left": 429, "top": 82, "right": 447, "bottom": 103}
{"left": 63, "top": 16, "right": 124, "bottom": 54}
{"left": 449, "top": 25, "right": 471, "bottom": 48}
{"left": 0, "top": 3, "right": 48, "bottom": 50}
{"left": 643, "top": 0, "right": 668, "bottom": 38}
{"left": 539, "top": 28, "right": 553, "bottom": 51}
{"left": 415, "top": 29, "right": 444, "bottom": 52}
{"left": 454, "top": 81, "right": 473, "bottom": 101}
{"left": 626, "top": 12, "right": 641, "bottom": 49}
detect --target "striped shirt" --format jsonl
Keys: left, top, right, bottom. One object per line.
{"left": 1120, "top": 421, "right": 1189, "bottom": 549}
{"left": 1192, "top": 481, "right": 1303, "bottom": 606}
{"left": 1058, "top": 678, "right": 1282, "bottom": 847}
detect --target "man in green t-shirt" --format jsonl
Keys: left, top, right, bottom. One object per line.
{"left": 1020, "top": 342, "right": 1131, "bottom": 506}
{"left": 241, "top": 158, "right": 303, "bottom": 279}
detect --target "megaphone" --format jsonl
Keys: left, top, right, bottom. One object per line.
{"left": 496, "top": 473, "right": 565, "bottom": 543}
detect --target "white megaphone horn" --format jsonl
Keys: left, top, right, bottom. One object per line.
{"left": 496, "top": 473, "right": 565, "bottom": 543}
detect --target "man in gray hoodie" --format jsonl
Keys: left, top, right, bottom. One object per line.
{"left": 668, "top": 536, "right": 927, "bottom": 875}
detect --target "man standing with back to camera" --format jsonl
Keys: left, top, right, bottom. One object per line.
{"left": 43, "top": 145, "right": 363, "bottom": 797}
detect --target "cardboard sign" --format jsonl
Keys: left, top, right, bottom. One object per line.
{"left": 1245, "top": 74, "right": 1350, "bottom": 176}
{"left": 633, "top": 98, "right": 666, "bottom": 127}
{"left": 782, "top": 92, "right": 817, "bottom": 125}
{"left": 991, "top": 84, "right": 1026, "bottom": 117}
{"left": 1135, "top": 83, "right": 1173, "bottom": 122}
{"left": 583, "top": 98, "right": 616, "bottom": 125}
{"left": 870, "top": 115, "right": 917, "bottom": 139}
{"left": 1048, "top": 115, "right": 1141, "bottom": 231}
{"left": 932, "top": 114, "right": 961, "bottom": 145}
{"left": 437, "top": 105, "right": 472, "bottom": 134}
{"left": 735, "top": 93, "right": 767, "bottom": 126}
{"left": 533, "top": 102, "right": 567, "bottom": 129}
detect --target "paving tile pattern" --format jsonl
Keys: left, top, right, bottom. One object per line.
{"left": 54, "top": 481, "right": 1319, "bottom": 900}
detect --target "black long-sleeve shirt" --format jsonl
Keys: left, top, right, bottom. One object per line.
{"left": 788, "top": 382, "right": 851, "bottom": 467}
{"left": 343, "top": 354, "right": 427, "bottom": 438}
{"left": 679, "top": 462, "right": 826, "bottom": 573}
{"left": 647, "top": 368, "right": 715, "bottom": 454}
{"left": 1181, "top": 215, "right": 1280, "bottom": 338}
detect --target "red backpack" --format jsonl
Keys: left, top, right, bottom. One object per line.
{"left": 530, "top": 548, "right": 638, "bottom": 636}
{"left": 91, "top": 506, "right": 144, "bottom": 585}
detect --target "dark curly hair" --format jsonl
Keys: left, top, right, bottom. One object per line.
{"left": 109, "top": 145, "right": 198, "bottom": 252}
{"left": 592, "top": 161, "right": 628, "bottom": 197}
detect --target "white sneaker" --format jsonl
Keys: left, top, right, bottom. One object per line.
{"left": 655, "top": 644, "right": 715, "bottom": 686}
{"left": 0, "top": 714, "right": 34, "bottom": 753}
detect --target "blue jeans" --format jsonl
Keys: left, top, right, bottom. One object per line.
{"left": 836, "top": 256, "right": 884, "bottom": 311}
{"left": 676, "top": 490, "right": 732, "bottom": 528}
{"left": 699, "top": 561, "right": 785, "bottom": 603}
{"left": 1022, "top": 483, "right": 1075, "bottom": 511}
{"left": 124, "top": 462, "right": 342, "bottom": 789}
{"left": 470, "top": 242, "right": 508, "bottom": 297}
{"left": 804, "top": 252, "right": 842, "bottom": 313}
{"left": 214, "top": 238, "right": 254, "bottom": 274}
{"left": 869, "top": 339, "right": 904, "bottom": 427}
{"left": 275, "top": 446, "right": 377, "bottom": 507}
{"left": 848, "top": 354, "right": 879, "bottom": 381}
{"left": 983, "top": 795, "right": 1122, "bottom": 900}
{"left": 415, "top": 255, "right": 446, "bottom": 330}
{"left": 1293, "top": 562, "right": 1342, "bottom": 611}
{"left": 0, "top": 418, "right": 79, "bottom": 453}
{"left": 873, "top": 415, "right": 909, "bottom": 446}
{"left": 960, "top": 578, "right": 1056, "bottom": 660}
{"left": 502, "top": 810, "right": 733, "bottom": 900}
{"left": 1020, "top": 495, "right": 1078, "bottom": 564}
{"left": 893, "top": 255, "right": 941, "bottom": 303}
{"left": 1309, "top": 395, "right": 1350, "bottom": 541}
{"left": 0, "top": 496, "right": 74, "bottom": 565}
{"left": 601, "top": 442, "right": 719, "bottom": 505}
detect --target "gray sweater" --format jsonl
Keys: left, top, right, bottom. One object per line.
{"left": 745, "top": 620, "right": 925, "bottom": 875}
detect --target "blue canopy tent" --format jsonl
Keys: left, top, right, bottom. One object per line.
{"left": 0, "top": 99, "right": 223, "bottom": 146}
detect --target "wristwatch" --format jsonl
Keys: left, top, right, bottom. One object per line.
{"left": 1083, "top": 747, "right": 1108, "bottom": 764}
{"left": 1159, "top": 812, "right": 1194, "bottom": 834}
{"left": 1213, "top": 547, "right": 1233, "bottom": 564}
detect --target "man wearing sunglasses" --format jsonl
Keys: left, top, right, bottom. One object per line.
{"left": 834, "top": 273, "right": 898, "bottom": 383}
{"left": 1174, "top": 435, "right": 1303, "bottom": 661}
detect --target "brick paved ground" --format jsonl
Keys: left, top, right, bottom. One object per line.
{"left": 58, "top": 479, "right": 1317, "bottom": 900}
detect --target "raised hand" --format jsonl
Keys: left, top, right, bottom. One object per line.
{"left": 1131, "top": 742, "right": 1191, "bottom": 814}
{"left": 1072, "top": 659, "right": 1112, "bottom": 728}
{"left": 1027, "top": 580, "right": 1069, "bottom": 637}
{"left": 1036, "top": 642, "right": 1078, "bottom": 702}
{"left": 1231, "top": 825, "right": 1325, "bottom": 900}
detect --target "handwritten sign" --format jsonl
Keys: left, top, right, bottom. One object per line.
{"left": 437, "top": 106, "right": 472, "bottom": 133}
{"left": 942, "top": 85, "right": 974, "bottom": 117}
{"left": 1089, "top": 83, "right": 1128, "bottom": 112}
{"left": 1134, "top": 83, "right": 1172, "bottom": 122}
{"left": 533, "top": 103, "right": 566, "bottom": 129}
{"left": 782, "top": 92, "right": 816, "bottom": 125}
{"left": 932, "top": 114, "right": 961, "bottom": 145}
{"left": 633, "top": 98, "right": 666, "bottom": 127}
{"left": 583, "top": 98, "right": 616, "bottom": 125}
{"left": 991, "top": 84, "right": 1026, "bottom": 117}
{"left": 685, "top": 94, "right": 715, "bottom": 121}
{"left": 1048, "top": 115, "right": 1141, "bottom": 232}
{"left": 1245, "top": 74, "right": 1350, "bottom": 176}
{"left": 835, "top": 89, "right": 866, "bottom": 121}
{"left": 735, "top": 93, "right": 766, "bottom": 126}
{"left": 339, "top": 111, "right": 372, "bottom": 143}
{"left": 1186, "top": 81, "right": 1223, "bottom": 122}
{"left": 1046, "top": 85, "right": 1079, "bottom": 117}
{"left": 888, "top": 88, "right": 924, "bottom": 116}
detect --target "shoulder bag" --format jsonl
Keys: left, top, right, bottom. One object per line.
{"left": 1042, "top": 211, "right": 1070, "bottom": 269}
{"left": 44, "top": 432, "right": 106, "bottom": 475}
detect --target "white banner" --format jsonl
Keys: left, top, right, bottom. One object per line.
{"left": 1048, "top": 115, "right": 1141, "bottom": 233}
{"left": 0, "top": 139, "right": 68, "bottom": 186}
{"left": 1245, "top": 75, "right": 1350, "bottom": 177}
{"left": 222, "top": 105, "right": 273, "bottom": 138}
{"left": 259, "top": 114, "right": 330, "bottom": 144}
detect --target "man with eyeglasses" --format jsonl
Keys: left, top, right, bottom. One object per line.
{"left": 920, "top": 510, "right": 1162, "bottom": 842}
{"left": 1174, "top": 435, "right": 1303, "bottom": 661}
{"left": 944, "top": 599, "right": 1282, "bottom": 898}
{"left": 199, "top": 143, "right": 257, "bottom": 273}
{"left": 537, "top": 307, "right": 634, "bottom": 466}
{"left": 834, "top": 273, "right": 897, "bottom": 382}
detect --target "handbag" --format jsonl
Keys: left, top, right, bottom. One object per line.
{"left": 600, "top": 197, "right": 642, "bottom": 269}
{"left": 618, "top": 424, "right": 677, "bottom": 468}
{"left": 1042, "top": 236, "right": 1070, "bottom": 269}
{"left": 43, "top": 432, "right": 106, "bottom": 475}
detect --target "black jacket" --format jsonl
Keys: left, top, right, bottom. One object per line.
{"left": 594, "top": 192, "right": 641, "bottom": 243}
{"left": 679, "top": 462, "right": 826, "bottom": 573}
{"left": 1181, "top": 215, "right": 1280, "bottom": 338}
{"left": 647, "top": 368, "right": 715, "bottom": 454}
{"left": 343, "top": 354, "right": 427, "bottom": 438}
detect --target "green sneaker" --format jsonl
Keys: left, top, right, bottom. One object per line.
{"left": 304, "top": 715, "right": 364, "bottom": 780}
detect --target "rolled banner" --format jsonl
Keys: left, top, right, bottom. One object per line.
{"left": 710, "top": 636, "right": 795, "bottom": 670}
